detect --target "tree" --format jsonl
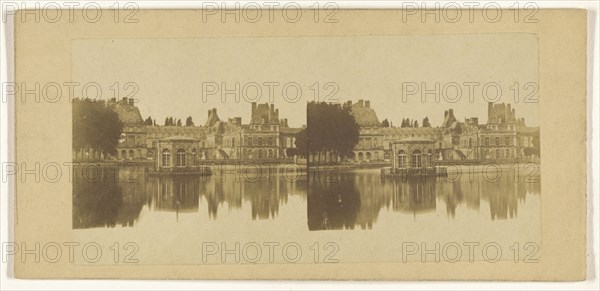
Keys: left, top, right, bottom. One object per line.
{"left": 294, "top": 129, "right": 308, "bottom": 157}
{"left": 305, "top": 101, "right": 360, "bottom": 160}
{"left": 381, "top": 119, "right": 390, "bottom": 128}
{"left": 413, "top": 120, "right": 419, "bottom": 128}
{"left": 186, "top": 116, "right": 194, "bottom": 126}
{"left": 401, "top": 118, "right": 408, "bottom": 128}
{"left": 177, "top": 119, "right": 182, "bottom": 126}
{"left": 144, "top": 116, "right": 153, "bottom": 125}
{"left": 422, "top": 116, "right": 431, "bottom": 127}
{"left": 73, "top": 98, "right": 123, "bottom": 156}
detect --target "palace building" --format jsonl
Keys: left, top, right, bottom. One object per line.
{"left": 349, "top": 100, "right": 540, "bottom": 164}
{"left": 104, "top": 98, "right": 303, "bottom": 164}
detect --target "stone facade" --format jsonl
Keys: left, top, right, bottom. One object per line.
{"left": 112, "top": 100, "right": 302, "bottom": 163}
{"left": 350, "top": 100, "right": 540, "bottom": 164}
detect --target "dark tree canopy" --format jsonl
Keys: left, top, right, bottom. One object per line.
{"left": 144, "top": 116, "right": 153, "bottom": 125}
{"left": 73, "top": 98, "right": 123, "bottom": 155}
{"left": 381, "top": 119, "right": 390, "bottom": 128}
{"left": 185, "top": 116, "right": 194, "bottom": 126}
{"left": 422, "top": 116, "right": 431, "bottom": 127}
{"left": 305, "top": 101, "right": 360, "bottom": 158}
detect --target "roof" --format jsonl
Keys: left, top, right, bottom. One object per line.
{"left": 113, "top": 104, "right": 143, "bottom": 125}
{"left": 351, "top": 104, "right": 380, "bottom": 127}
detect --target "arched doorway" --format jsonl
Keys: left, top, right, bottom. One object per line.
{"left": 358, "top": 152, "right": 364, "bottom": 161}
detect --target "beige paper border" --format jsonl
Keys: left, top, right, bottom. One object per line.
{"left": 13, "top": 9, "right": 587, "bottom": 280}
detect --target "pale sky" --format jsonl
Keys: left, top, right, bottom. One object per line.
{"left": 72, "top": 34, "right": 539, "bottom": 127}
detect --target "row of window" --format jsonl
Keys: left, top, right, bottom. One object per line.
{"left": 396, "top": 150, "right": 434, "bottom": 168}
{"left": 460, "top": 136, "right": 514, "bottom": 147}
{"left": 242, "top": 136, "right": 277, "bottom": 147}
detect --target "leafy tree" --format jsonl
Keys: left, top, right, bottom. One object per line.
{"left": 422, "top": 116, "right": 431, "bottom": 127}
{"left": 381, "top": 119, "right": 390, "bottom": 128}
{"left": 144, "top": 116, "right": 153, "bottom": 125}
{"left": 73, "top": 98, "right": 123, "bottom": 156}
{"left": 186, "top": 116, "right": 194, "bottom": 126}
{"left": 294, "top": 129, "right": 308, "bottom": 157}
{"left": 305, "top": 101, "right": 360, "bottom": 160}
{"left": 177, "top": 119, "right": 182, "bottom": 126}
{"left": 401, "top": 118, "right": 408, "bottom": 128}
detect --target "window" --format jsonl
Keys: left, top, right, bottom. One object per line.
{"left": 268, "top": 149, "right": 273, "bottom": 158}
{"left": 495, "top": 137, "right": 500, "bottom": 146}
{"left": 366, "top": 152, "right": 372, "bottom": 160}
{"left": 129, "top": 150, "right": 135, "bottom": 160}
{"left": 358, "top": 152, "right": 364, "bottom": 161}
{"left": 161, "top": 149, "right": 171, "bottom": 167}
{"left": 247, "top": 137, "right": 252, "bottom": 146}
{"left": 412, "top": 150, "right": 422, "bottom": 168}
{"left": 258, "top": 137, "right": 263, "bottom": 146}
{"left": 121, "top": 150, "right": 127, "bottom": 160}
{"left": 485, "top": 137, "right": 489, "bottom": 146}
{"left": 427, "top": 149, "right": 433, "bottom": 166}
{"left": 176, "top": 149, "right": 186, "bottom": 167}
{"left": 398, "top": 150, "right": 406, "bottom": 168}
{"left": 505, "top": 137, "right": 510, "bottom": 145}
{"left": 495, "top": 149, "right": 500, "bottom": 159}
{"left": 258, "top": 149, "right": 264, "bottom": 159}
{"left": 384, "top": 152, "right": 390, "bottom": 160}
{"left": 505, "top": 149, "right": 510, "bottom": 158}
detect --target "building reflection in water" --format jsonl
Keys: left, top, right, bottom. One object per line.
{"left": 307, "top": 169, "right": 540, "bottom": 231}
{"left": 73, "top": 165, "right": 306, "bottom": 229}
{"left": 73, "top": 166, "right": 539, "bottom": 230}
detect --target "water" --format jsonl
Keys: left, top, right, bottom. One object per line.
{"left": 73, "top": 165, "right": 541, "bottom": 264}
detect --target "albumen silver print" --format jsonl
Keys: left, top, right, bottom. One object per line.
{"left": 10, "top": 8, "right": 587, "bottom": 281}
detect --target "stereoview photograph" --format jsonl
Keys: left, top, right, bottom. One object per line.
{"left": 12, "top": 9, "right": 587, "bottom": 280}
{"left": 68, "top": 34, "right": 541, "bottom": 265}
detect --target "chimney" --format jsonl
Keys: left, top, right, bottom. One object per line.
{"left": 128, "top": 98, "right": 135, "bottom": 105}
{"left": 270, "top": 104, "right": 274, "bottom": 112}
{"left": 365, "top": 100, "right": 370, "bottom": 108}
{"left": 358, "top": 99, "right": 364, "bottom": 107}
{"left": 122, "top": 97, "right": 127, "bottom": 103}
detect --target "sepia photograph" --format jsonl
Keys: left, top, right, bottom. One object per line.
{"left": 69, "top": 34, "right": 541, "bottom": 264}
{"left": 6, "top": 5, "right": 591, "bottom": 284}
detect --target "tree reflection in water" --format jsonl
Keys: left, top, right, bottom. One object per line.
{"left": 73, "top": 165, "right": 306, "bottom": 229}
{"left": 307, "top": 169, "right": 540, "bottom": 231}
{"left": 73, "top": 166, "right": 539, "bottom": 230}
